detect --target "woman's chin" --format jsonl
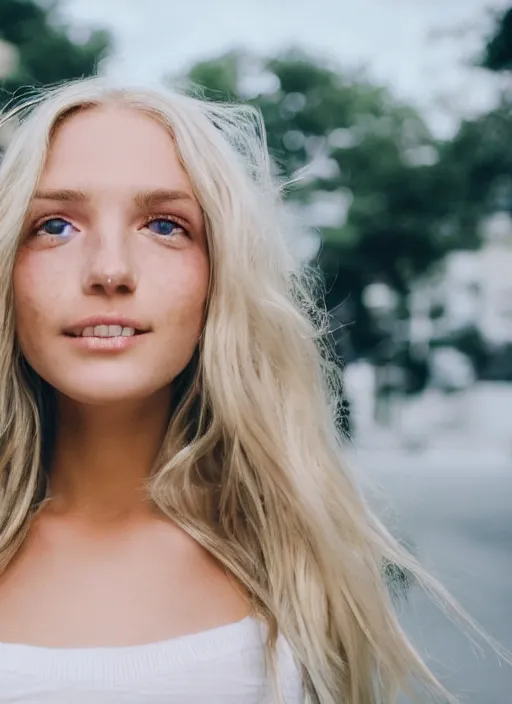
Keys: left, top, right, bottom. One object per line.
{"left": 54, "top": 378, "right": 171, "bottom": 408}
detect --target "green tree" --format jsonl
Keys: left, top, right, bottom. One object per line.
{"left": 0, "top": 0, "right": 111, "bottom": 105}
{"left": 440, "top": 4, "right": 512, "bottom": 232}
{"left": 437, "top": 102, "right": 512, "bottom": 218}
{"left": 181, "top": 50, "right": 473, "bottom": 359}
{"left": 481, "top": 6, "right": 512, "bottom": 71}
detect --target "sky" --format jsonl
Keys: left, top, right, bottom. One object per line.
{"left": 62, "top": 0, "right": 510, "bottom": 137}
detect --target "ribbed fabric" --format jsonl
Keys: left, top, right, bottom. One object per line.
{"left": 0, "top": 616, "right": 303, "bottom": 703}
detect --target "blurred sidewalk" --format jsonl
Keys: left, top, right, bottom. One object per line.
{"left": 346, "top": 441, "right": 512, "bottom": 476}
{"left": 344, "top": 379, "right": 512, "bottom": 474}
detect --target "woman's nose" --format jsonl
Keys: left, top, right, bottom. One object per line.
{"left": 82, "top": 225, "right": 137, "bottom": 296}
{"left": 87, "top": 271, "right": 136, "bottom": 296}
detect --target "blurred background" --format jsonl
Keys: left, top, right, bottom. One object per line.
{"left": 0, "top": 0, "right": 511, "bottom": 701}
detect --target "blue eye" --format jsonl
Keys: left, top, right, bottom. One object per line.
{"left": 146, "top": 218, "right": 185, "bottom": 237}
{"left": 36, "top": 218, "right": 75, "bottom": 237}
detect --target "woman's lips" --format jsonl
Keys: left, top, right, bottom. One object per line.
{"left": 64, "top": 331, "right": 149, "bottom": 352}
{"left": 63, "top": 317, "right": 150, "bottom": 337}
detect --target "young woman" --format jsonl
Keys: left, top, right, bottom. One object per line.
{"left": 0, "top": 78, "right": 503, "bottom": 704}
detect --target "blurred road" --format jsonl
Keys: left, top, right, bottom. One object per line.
{"left": 355, "top": 451, "right": 512, "bottom": 704}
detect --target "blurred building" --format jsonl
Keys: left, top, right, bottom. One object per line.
{"left": 476, "top": 213, "right": 512, "bottom": 346}
{"left": 0, "top": 40, "right": 17, "bottom": 80}
{"left": 410, "top": 213, "right": 512, "bottom": 373}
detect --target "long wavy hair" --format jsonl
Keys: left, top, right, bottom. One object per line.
{"left": 0, "top": 78, "right": 506, "bottom": 704}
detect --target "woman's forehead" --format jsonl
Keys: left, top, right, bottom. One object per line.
{"left": 40, "top": 106, "right": 197, "bottom": 204}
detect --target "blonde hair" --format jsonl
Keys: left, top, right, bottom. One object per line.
{"left": 0, "top": 77, "right": 507, "bottom": 704}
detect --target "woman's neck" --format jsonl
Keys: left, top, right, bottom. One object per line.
{"left": 46, "top": 388, "right": 172, "bottom": 524}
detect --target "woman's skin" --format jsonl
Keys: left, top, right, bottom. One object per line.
{"left": 0, "top": 107, "right": 249, "bottom": 648}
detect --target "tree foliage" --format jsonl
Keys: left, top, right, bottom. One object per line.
{"left": 0, "top": 0, "right": 111, "bottom": 105}
{"left": 481, "top": 6, "right": 512, "bottom": 72}
{"left": 182, "top": 49, "right": 495, "bottom": 358}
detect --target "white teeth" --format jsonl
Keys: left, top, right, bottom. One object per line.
{"left": 80, "top": 325, "right": 136, "bottom": 337}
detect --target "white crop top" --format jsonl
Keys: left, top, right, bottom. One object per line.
{"left": 0, "top": 616, "right": 303, "bottom": 703}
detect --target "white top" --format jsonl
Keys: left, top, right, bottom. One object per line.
{"left": 0, "top": 616, "right": 303, "bottom": 703}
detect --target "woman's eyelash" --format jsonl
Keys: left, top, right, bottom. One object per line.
{"left": 32, "top": 217, "right": 76, "bottom": 237}
{"left": 143, "top": 215, "right": 190, "bottom": 237}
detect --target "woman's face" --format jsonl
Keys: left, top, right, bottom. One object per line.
{"left": 13, "top": 106, "right": 209, "bottom": 405}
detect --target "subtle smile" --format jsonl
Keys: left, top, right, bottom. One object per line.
{"left": 71, "top": 325, "right": 138, "bottom": 338}
{"left": 62, "top": 318, "right": 151, "bottom": 351}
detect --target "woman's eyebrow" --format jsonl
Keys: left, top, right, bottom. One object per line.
{"left": 33, "top": 188, "right": 197, "bottom": 209}
{"left": 133, "top": 189, "right": 196, "bottom": 210}
{"left": 34, "top": 189, "right": 89, "bottom": 203}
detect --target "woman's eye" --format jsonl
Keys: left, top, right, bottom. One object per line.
{"left": 146, "top": 218, "right": 186, "bottom": 238}
{"left": 35, "top": 218, "right": 75, "bottom": 238}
